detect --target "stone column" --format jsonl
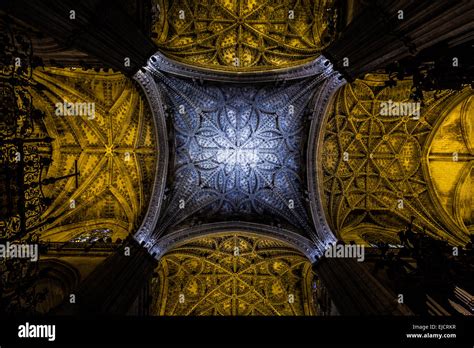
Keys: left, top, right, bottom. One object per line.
{"left": 325, "top": 0, "right": 474, "bottom": 80}
{"left": 314, "top": 257, "right": 413, "bottom": 315}
{"left": 2, "top": 0, "right": 157, "bottom": 74}
{"left": 57, "top": 236, "right": 157, "bottom": 315}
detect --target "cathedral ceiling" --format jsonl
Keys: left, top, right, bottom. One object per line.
{"left": 152, "top": 233, "right": 315, "bottom": 315}
{"left": 20, "top": 68, "right": 158, "bottom": 242}
{"left": 152, "top": 0, "right": 337, "bottom": 71}
{"left": 428, "top": 94, "right": 473, "bottom": 236}
{"left": 3, "top": 0, "right": 470, "bottom": 255}
{"left": 318, "top": 74, "right": 472, "bottom": 245}
{"left": 148, "top": 68, "right": 325, "bottom": 242}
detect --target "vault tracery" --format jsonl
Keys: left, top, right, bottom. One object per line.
{"left": 25, "top": 68, "right": 158, "bottom": 242}
{"left": 132, "top": 53, "right": 337, "bottom": 256}
{"left": 152, "top": 233, "right": 315, "bottom": 315}
{"left": 319, "top": 74, "right": 470, "bottom": 244}
{"left": 149, "top": 69, "right": 322, "bottom": 241}
{"left": 427, "top": 92, "right": 474, "bottom": 236}
{"left": 152, "top": 0, "right": 337, "bottom": 70}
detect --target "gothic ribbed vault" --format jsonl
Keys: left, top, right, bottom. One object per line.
{"left": 155, "top": 73, "right": 317, "bottom": 237}
{"left": 26, "top": 68, "right": 158, "bottom": 242}
{"left": 152, "top": 0, "right": 337, "bottom": 70}
{"left": 1, "top": 0, "right": 473, "bottom": 321}
{"left": 134, "top": 52, "right": 338, "bottom": 254}
{"left": 152, "top": 232, "right": 315, "bottom": 315}
{"left": 318, "top": 74, "right": 472, "bottom": 245}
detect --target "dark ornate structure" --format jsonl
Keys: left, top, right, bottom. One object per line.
{"left": 0, "top": 0, "right": 472, "bottom": 318}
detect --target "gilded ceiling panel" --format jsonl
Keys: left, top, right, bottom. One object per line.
{"left": 428, "top": 94, "right": 473, "bottom": 235}
{"left": 151, "top": 71, "right": 317, "bottom": 239}
{"left": 152, "top": 0, "right": 337, "bottom": 70}
{"left": 318, "top": 74, "right": 469, "bottom": 245}
{"left": 21, "top": 68, "right": 158, "bottom": 242}
{"left": 152, "top": 233, "right": 315, "bottom": 315}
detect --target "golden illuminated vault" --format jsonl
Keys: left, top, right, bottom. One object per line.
{"left": 1, "top": 0, "right": 473, "bottom": 321}
{"left": 152, "top": 0, "right": 337, "bottom": 70}
{"left": 428, "top": 94, "right": 473, "bottom": 237}
{"left": 27, "top": 68, "right": 158, "bottom": 242}
{"left": 152, "top": 233, "right": 315, "bottom": 315}
{"left": 319, "top": 74, "right": 471, "bottom": 245}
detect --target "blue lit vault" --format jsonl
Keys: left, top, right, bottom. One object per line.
{"left": 147, "top": 70, "right": 323, "bottom": 240}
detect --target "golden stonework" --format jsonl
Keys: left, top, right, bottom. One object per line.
{"left": 319, "top": 74, "right": 470, "bottom": 245}
{"left": 152, "top": 0, "right": 336, "bottom": 70}
{"left": 152, "top": 233, "right": 315, "bottom": 315}
{"left": 428, "top": 93, "right": 474, "bottom": 235}
{"left": 27, "top": 68, "right": 158, "bottom": 242}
